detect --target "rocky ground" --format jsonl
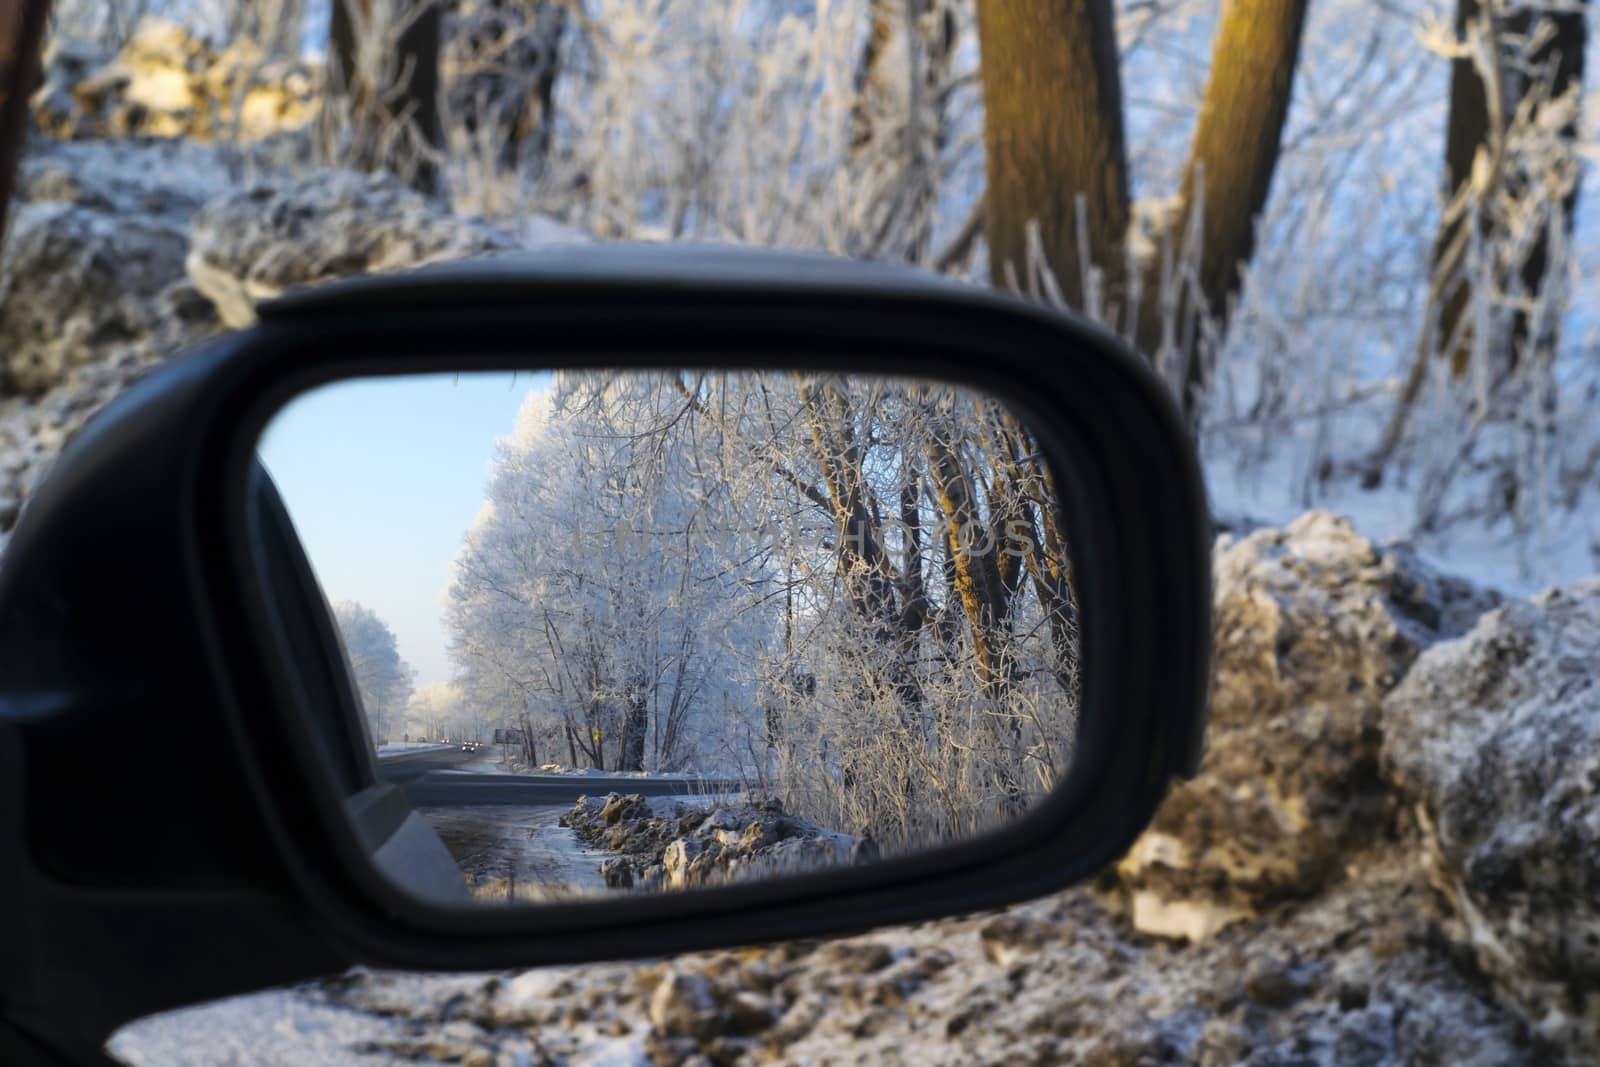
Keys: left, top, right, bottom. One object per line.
{"left": 561, "top": 793, "right": 863, "bottom": 891}
{"left": 10, "top": 22, "right": 1600, "bottom": 1067}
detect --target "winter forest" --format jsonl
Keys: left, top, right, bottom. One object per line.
{"left": 71, "top": 0, "right": 1591, "bottom": 840}
{"left": 457, "top": 374, "right": 1078, "bottom": 843}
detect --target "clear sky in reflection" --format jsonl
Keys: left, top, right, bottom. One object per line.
{"left": 259, "top": 372, "right": 551, "bottom": 687}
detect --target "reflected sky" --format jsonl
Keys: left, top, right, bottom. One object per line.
{"left": 259, "top": 372, "right": 550, "bottom": 685}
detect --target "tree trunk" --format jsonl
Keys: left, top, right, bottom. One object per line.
{"left": 997, "top": 412, "right": 1078, "bottom": 696}
{"left": 798, "top": 379, "right": 901, "bottom": 633}
{"left": 0, "top": 0, "right": 48, "bottom": 257}
{"left": 1134, "top": 0, "right": 1310, "bottom": 419}
{"left": 328, "top": 0, "right": 443, "bottom": 193}
{"left": 1431, "top": 0, "right": 1586, "bottom": 377}
{"left": 926, "top": 432, "right": 1013, "bottom": 696}
{"left": 1431, "top": 0, "right": 1494, "bottom": 376}
{"left": 976, "top": 0, "right": 1131, "bottom": 314}
{"left": 585, "top": 689, "right": 605, "bottom": 769}
{"left": 975, "top": 0, "right": 1306, "bottom": 427}
{"left": 515, "top": 2, "right": 567, "bottom": 177}
{"left": 519, "top": 711, "right": 537, "bottom": 766}
{"left": 1509, "top": 2, "right": 1585, "bottom": 368}
{"left": 852, "top": 0, "right": 958, "bottom": 262}
{"left": 618, "top": 672, "right": 648, "bottom": 772}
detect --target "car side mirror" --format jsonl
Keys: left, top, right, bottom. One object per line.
{"left": 0, "top": 246, "right": 1210, "bottom": 1059}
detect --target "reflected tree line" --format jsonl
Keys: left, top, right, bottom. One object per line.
{"left": 448, "top": 372, "right": 1079, "bottom": 848}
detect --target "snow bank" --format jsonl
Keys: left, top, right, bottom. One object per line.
{"left": 560, "top": 792, "right": 865, "bottom": 892}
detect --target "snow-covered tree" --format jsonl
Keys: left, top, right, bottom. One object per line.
{"left": 406, "top": 680, "right": 484, "bottom": 742}
{"left": 325, "top": 0, "right": 443, "bottom": 192}
{"left": 448, "top": 382, "right": 764, "bottom": 774}
{"left": 332, "top": 599, "right": 415, "bottom": 746}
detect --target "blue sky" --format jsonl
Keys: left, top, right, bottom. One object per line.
{"left": 259, "top": 372, "right": 551, "bottom": 687}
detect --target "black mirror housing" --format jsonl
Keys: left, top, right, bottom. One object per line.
{"left": 0, "top": 246, "right": 1210, "bottom": 1057}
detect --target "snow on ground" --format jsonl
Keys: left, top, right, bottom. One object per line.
{"left": 532, "top": 765, "right": 718, "bottom": 780}
{"left": 424, "top": 755, "right": 724, "bottom": 780}
{"left": 644, "top": 794, "right": 726, "bottom": 816}
{"left": 106, "top": 984, "right": 444, "bottom": 1067}
{"left": 1204, "top": 443, "right": 1600, "bottom": 598}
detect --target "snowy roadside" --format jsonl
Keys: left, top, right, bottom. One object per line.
{"left": 531, "top": 765, "right": 728, "bottom": 781}
{"left": 560, "top": 793, "right": 863, "bottom": 892}
{"left": 423, "top": 757, "right": 740, "bottom": 783}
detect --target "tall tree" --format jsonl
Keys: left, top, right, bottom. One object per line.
{"left": 332, "top": 600, "right": 415, "bottom": 746}
{"left": 1134, "top": 0, "right": 1312, "bottom": 413}
{"left": 851, "top": 0, "right": 959, "bottom": 263}
{"left": 328, "top": 0, "right": 444, "bottom": 193}
{"left": 447, "top": 387, "right": 743, "bottom": 774}
{"left": 447, "top": 0, "right": 568, "bottom": 177}
{"left": 975, "top": 0, "right": 1311, "bottom": 423}
{"left": 1430, "top": 0, "right": 1586, "bottom": 377}
{"left": 1364, "top": 0, "right": 1586, "bottom": 485}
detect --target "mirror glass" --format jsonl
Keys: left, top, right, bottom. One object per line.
{"left": 258, "top": 370, "right": 1081, "bottom": 905}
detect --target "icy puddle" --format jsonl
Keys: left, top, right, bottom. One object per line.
{"left": 418, "top": 805, "right": 611, "bottom": 903}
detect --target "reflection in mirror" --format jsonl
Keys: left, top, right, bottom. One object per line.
{"left": 258, "top": 370, "right": 1080, "bottom": 905}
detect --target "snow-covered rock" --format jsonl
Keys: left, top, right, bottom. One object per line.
{"left": 1384, "top": 578, "right": 1600, "bottom": 1056}
{"left": 16, "top": 137, "right": 236, "bottom": 221}
{"left": 1114, "top": 511, "right": 1500, "bottom": 941}
{"left": 0, "top": 138, "right": 235, "bottom": 399}
{"left": 562, "top": 793, "right": 856, "bottom": 892}
{"left": 31, "top": 18, "right": 319, "bottom": 144}
{"left": 647, "top": 969, "right": 720, "bottom": 1041}
{"left": 0, "top": 134, "right": 578, "bottom": 547}
{"left": 0, "top": 139, "right": 229, "bottom": 542}
{"left": 0, "top": 202, "right": 192, "bottom": 396}
{"left": 661, "top": 835, "right": 704, "bottom": 889}
{"left": 185, "top": 169, "right": 518, "bottom": 327}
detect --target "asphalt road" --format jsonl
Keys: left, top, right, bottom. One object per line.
{"left": 376, "top": 748, "right": 741, "bottom": 806}
{"left": 373, "top": 746, "right": 479, "bottom": 782}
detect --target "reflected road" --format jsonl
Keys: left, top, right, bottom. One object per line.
{"left": 376, "top": 748, "right": 741, "bottom": 806}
